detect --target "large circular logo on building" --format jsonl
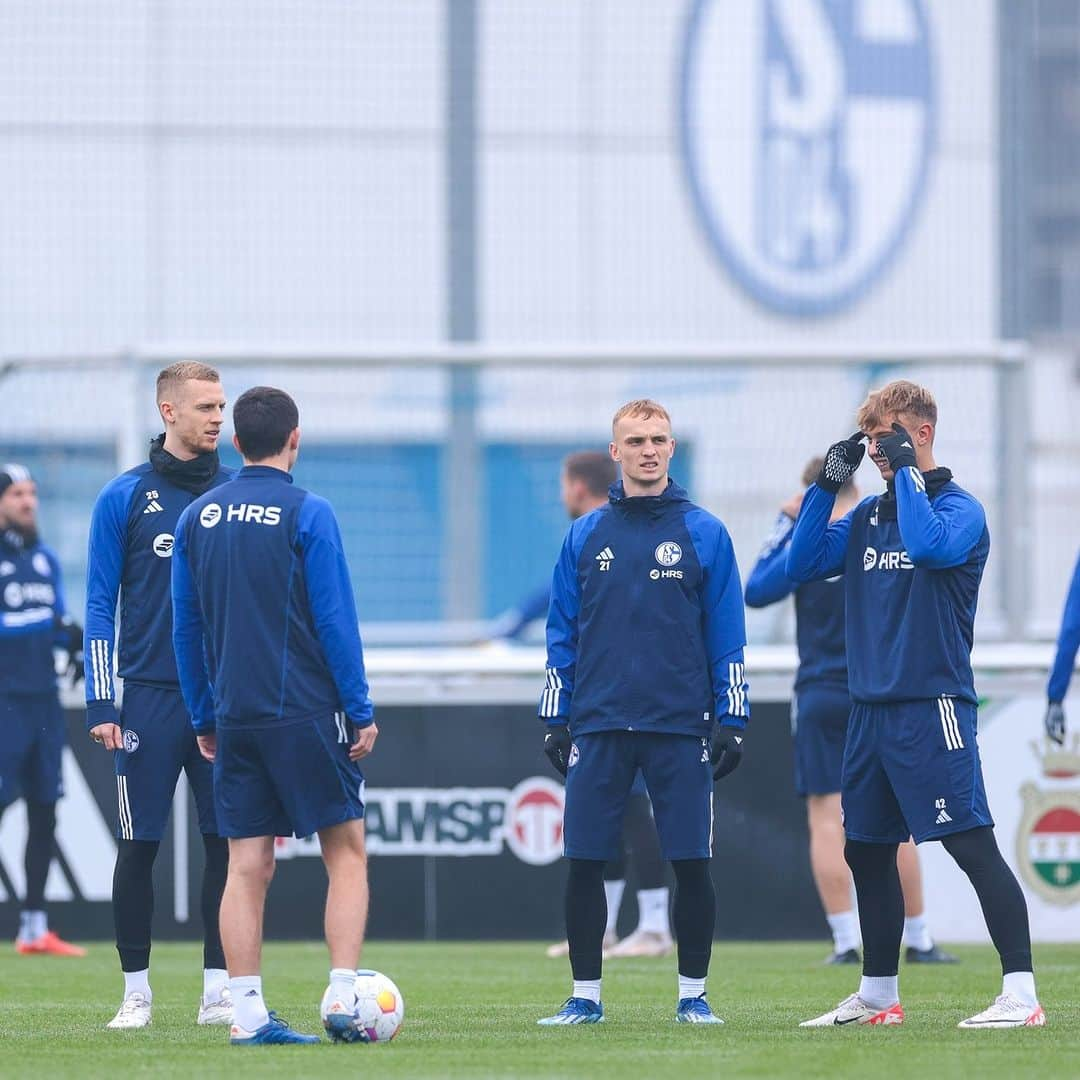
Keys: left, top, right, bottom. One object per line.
{"left": 504, "top": 777, "right": 565, "bottom": 866}
{"left": 1018, "top": 784, "right": 1080, "bottom": 907}
{"left": 680, "top": 0, "right": 935, "bottom": 315}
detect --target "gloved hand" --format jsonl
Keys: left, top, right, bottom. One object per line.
{"left": 1045, "top": 701, "right": 1066, "bottom": 745}
{"left": 710, "top": 726, "right": 745, "bottom": 781}
{"left": 875, "top": 422, "right": 918, "bottom": 473}
{"left": 54, "top": 615, "right": 84, "bottom": 686}
{"left": 543, "top": 724, "right": 573, "bottom": 777}
{"left": 817, "top": 432, "right": 866, "bottom": 493}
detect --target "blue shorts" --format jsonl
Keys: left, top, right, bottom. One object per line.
{"left": 563, "top": 730, "right": 712, "bottom": 862}
{"left": 0, "top": 694, "right": 65, "bottom": 807}
{"left": 792, "top": 683, "right": 850, "bottom": 797}
{"left": 214, "top": 712, "right": 366, "bottom": 839}
{"left": 842, "top": 698, "right": 993, "bottom": 845}
{"left": 115, "top": 682, "right": 217, "bottom": 841}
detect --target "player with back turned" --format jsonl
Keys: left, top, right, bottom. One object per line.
{"left": 537, "top": 399, "right": 749, "bottom": 1026}
{"left": 85, "top": 362, "right": 234, "bottom": 1030}
{"left": 788, "top": 380, "right": 1045, "bottom": 1029}
{"left": 173, "top": 386, "right": 376, "bottom": 1047}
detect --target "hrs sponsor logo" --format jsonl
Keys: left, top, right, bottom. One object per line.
{"left": 863, "top": 546, "right": 914, "bottom": 572}
{"left": 199, "top": 502, "right": 281, "bottom": 527}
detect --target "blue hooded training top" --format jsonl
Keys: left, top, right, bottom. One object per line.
{"left": 1048, "top": 548, "right": 1080, "bottom": 705}
{"left": 744, "top": 512, "right": 847, "bottom": 691}
{"left": 540, "top": 479, "right": 749, "bottom": 737}
{"left": 786, "top": 465, "right": 988, "bottom": 706}
{"left": 172, "top": 465, "right": 373, "bottom": 734}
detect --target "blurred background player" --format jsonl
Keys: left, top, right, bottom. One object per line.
{"left": 791, "top": 382, "right": 1043, "bottom": 1030}
{"left": 511, "top": 452, "right": 673, "bottom": 961}
{"left": 745, "top": 456, "right": 955, "bottom": 965}
{"left": 85, "top": 363, "right": 233, "bottom": 1029}
{"left": 173, "top": 386, "right": 377, "bottom": 1047}
{"left": 0, "top": 465, "right": 85, "bottom": 957}
{"left": 1045, "top": 546, "right": 1080, "bottom": 745}
{"left": 538, "top": 400, "right": 748, "bottom": 1026}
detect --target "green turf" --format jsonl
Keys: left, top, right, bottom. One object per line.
{"left": 0, "top": 941, "right": 1075, "bottom": 1079}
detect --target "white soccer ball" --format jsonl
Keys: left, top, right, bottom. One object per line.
{"left": 322, "top": 969, "right": 404, "bottom": 1044}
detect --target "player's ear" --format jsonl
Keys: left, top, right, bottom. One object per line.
{"left": 290, "top": 427, "right": 301, "bottom": 452}
{"left": 608, "top": 440, "right": 619, "bottom": 462}
{"left": 232, "top": 433, "right": 242, "bottom": 454}
{"left": 669, "top": 437, "right": 676, "bottom": 459}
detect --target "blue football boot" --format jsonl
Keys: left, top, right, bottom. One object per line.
{"left": 537, "top": 997, "right": 605, "bottom": 1025}
{"left": 230, "top": 1010, "right": 321, "bottom": 1045}
{"left": 675, "top": 994, "right": 725, "bottom": 1024}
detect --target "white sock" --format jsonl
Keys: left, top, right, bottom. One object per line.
{"left": 637, "top": 887, "right": 670, "bottom": 935}
{"left": 1002, "top": 971, "right": 1038, "bottom": 1007}
{"left": 123, "top": 968, "right": 152, "bottom": 1002}
{"left": 18, "top": 910, "right": 47, "bottom": 941}
{"left": 859, "top": 975, "right": 899, "bottom": 1009}
{"left": 678, "top": 975, "right": 706, "bottom": 1000}
{"left": 903, "top": 914, "right": 933, "bottom": 952}
{"left": 572, "top": 979, "right": 601, "bottom": 1004}
{"left": 603, "top": 879, "right": 625, "bottom": 936}
{"left": 330, "top": 967, "right": 357, "bottom": 1006}
{"left": 826, "top": 910, "right": 860, "bottom": 953}
{"left": 231, "top": 975, "right": 270, "bottom": 1031}
{"left": 203, "top": 968, "right": 229, "bottom": 1004}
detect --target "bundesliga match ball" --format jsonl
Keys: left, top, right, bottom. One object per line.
{"left": 322, "top": 969, "right": 404, "bottom": 1044}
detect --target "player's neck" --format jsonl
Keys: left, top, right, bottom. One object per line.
{"left": 161, "top": 431, "right": 200, "bottom": 462}
{"left": 622, "top": 473, "right": 668, "bottom": 498}
{"left": 242, "top": 453, "right": 293, "bottom": 474}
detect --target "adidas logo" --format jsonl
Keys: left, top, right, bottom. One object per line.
{"left": 935, "top": 808, "right": 952, "bottom": 824}
{"left": 143, "top": 500, "right": 164, "bottom": 514}
{"left": 595, "top": 547, "right": 614, "bottom": 571}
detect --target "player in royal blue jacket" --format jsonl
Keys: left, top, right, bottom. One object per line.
{"left": 536, "top": 400, "right": 749, "bottom": 1027}
{"left": 1045, "top": 549, "right": 1080, "bottom": 745}
{"left": 746, "top": 458, "right": 953, "bottom": 966}
{"left": 789, "top": 381, "right": 1044, "bottom": 1030}
{"left": 84, "top": 363, "right": 233, "bottom": 1030}
{"left": 0, "top": 464, "right": 85, "bottom": 957}
{"left": 173, "top": 386, "right": 376, "bottom": 1047}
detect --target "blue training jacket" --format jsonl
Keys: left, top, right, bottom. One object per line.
{"left": 787, "top": 466, "right": 988, "bottom": 706}
{"left": 744, "top": 513, "right": 847, "bottom": 691}
{"left": 0, "top": 530, "right": 66, "bottom": 697}
{"left": 172, "top": 465, "right": 373, "bottom": 734}
{"left": 1048, "top": 548, "right": 1080, "bottom": 704}
{"left": 540, "top": 480, "right": 749, "bottom": 737}
{"left": 84, "top": 460, "right": 233, "bottom": 728}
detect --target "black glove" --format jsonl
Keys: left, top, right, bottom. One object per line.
{"left": 54, "top": 615, "right": 84, "bottom": 686}
{"left": 817, "top": 432, "right": 866, "bottom": 493}
{"left": 543, "top": 724, "right": 573, "bottom": 777}
{"left": 1045, "top": 701, "right": 1066, "bottom": 746}
{"left": 710, "top": 726, "right": 745, "bottom": 781}
{"left": 875, "top": 422, "right": 918, "bottom": 473}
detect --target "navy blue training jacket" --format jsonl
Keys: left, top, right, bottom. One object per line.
{"left": 787, "top": 466, "right": 988, "bottom": 706}
{"left": 540, "top": 480, "right": 749, "bottom": 737}
{"left": 172, "top": 465, "right": 373, "bottom": 733}
{"left": 84, "top": 460, "right": 233, "bottom": 728}
{"left": 744, "top": 512, "right": 847, "bottom": 691}
{"left": 0, "top": 531, "right": 66, "bottom": 697}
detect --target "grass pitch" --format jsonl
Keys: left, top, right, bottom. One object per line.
{"left": 0, "top": 941, "right": 1076, "bottom": 1079}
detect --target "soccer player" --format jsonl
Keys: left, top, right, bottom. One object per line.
{"left": 0, "top": 465, "right": 85, "bottom": 956}
{"left": 745, "top": 457, "right": 955, "bottom": 965}
{"left": 789, "top": 380, "right": 1045, "bottom": 1029}
{"left": 537, "top": 399, "right": 749, "bottom": 1026}
{"left": 85, "top": 363, "right": 233, "bottom": 1029}
{"left": 172, "top": 386, "right": 376, "bottom": 1047}
{"left": 1045, "top": 547, "right": 1079, "bottom": 745}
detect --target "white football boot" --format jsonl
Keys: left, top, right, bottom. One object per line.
{"left": 197, "top": 985, "right": 234, "bottom": 1025}
{"left": 107, "top": 992, "right": 152, "bottom": 1029}
{"left": 605, "top": 928, "right": 674, "bottom": 959}
{"left": 957, "top": 994, "right": 1046, "bottom": 1029}
{"left": 800, "top": 993, "right": 904, "bottom": 1027}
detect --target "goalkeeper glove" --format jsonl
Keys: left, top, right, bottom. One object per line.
{"left": 543, "top": 724, "right": 573, "bottom": 777}
{"left": 817, "top": 432, "right": 866, "bottom": 493}
{"left": 1045, "top": 701, "right": 1066, "bottom": 746}
{"left": 710, "top": 726, "right": 745, "bottom": 781}
{"left": 54, "top": 615, "right": 84, "bottom": 686}
{"left": 875, "top": 422, "right": 918, "bottom": 473}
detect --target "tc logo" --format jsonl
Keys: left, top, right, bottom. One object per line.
{"left": 680, "top": 0, "right": 935, "bottom": 314}
{"left": 199, "top": 503, "right": 222, "bottom": 528}
{"left": 152, "top": 533, "right": 174, "bottom": 558}
{"left": 503, "top": 778, "right": 566, "bottom": 866}
{"left": 655, "top": 542, "right": 683, "bottom": 566}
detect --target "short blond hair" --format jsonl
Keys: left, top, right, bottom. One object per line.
{"left": 156, "top": 362, "right": 221, "bottom": 404}
{"left": 612, "top": 398, "right": 671, "bottom": 433}
{"left": 856, "top": 380, "right": 937, "bottom": 432}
